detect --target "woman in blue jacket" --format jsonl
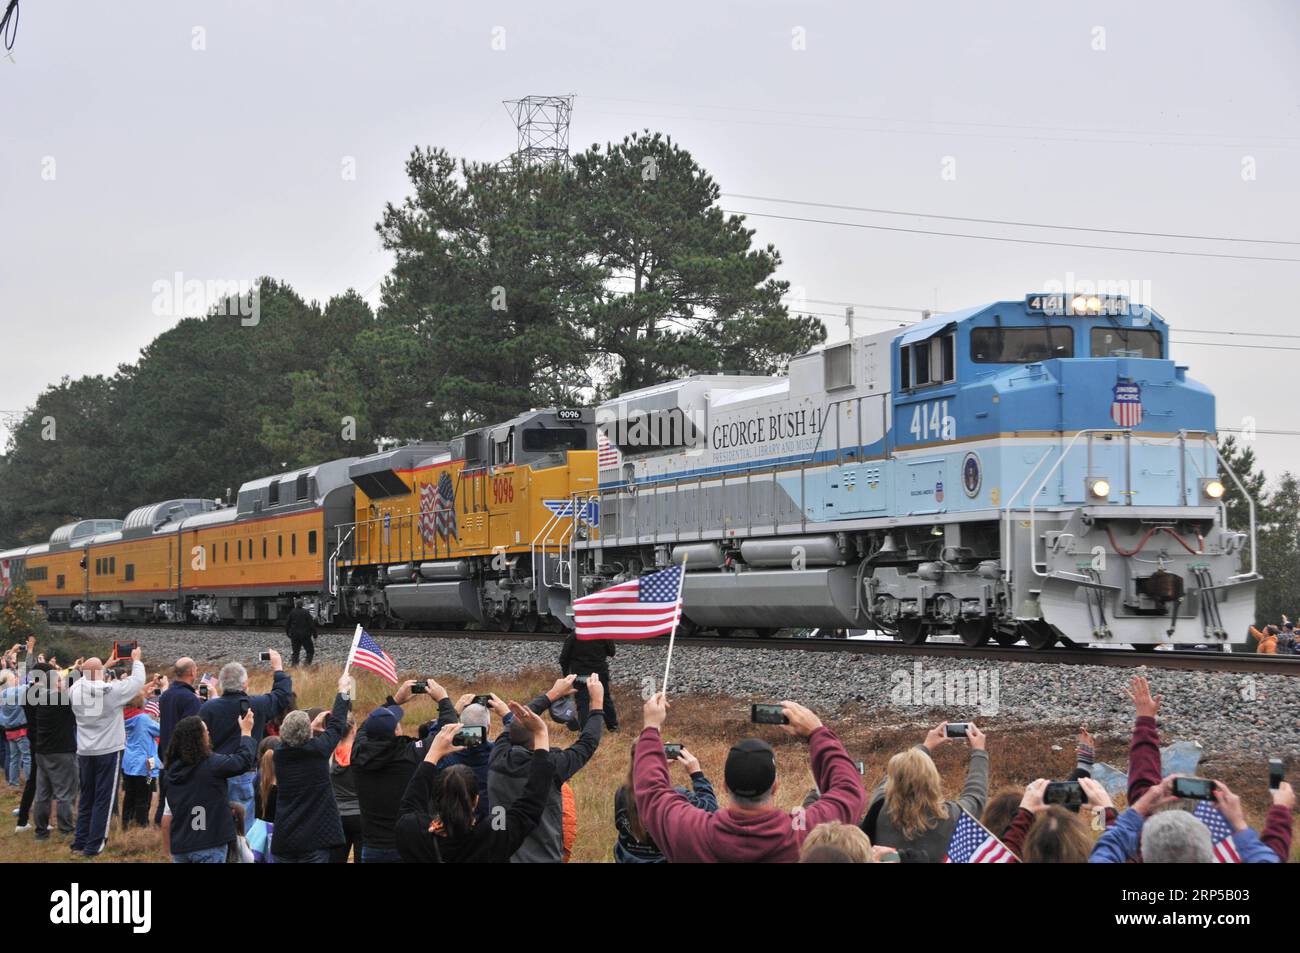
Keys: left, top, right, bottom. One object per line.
{"left": 121, "top": 691, "right": 161, "bottom": 829}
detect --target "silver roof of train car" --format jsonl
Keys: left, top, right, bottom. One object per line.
{"left": 236, "top": 457, "right": 358, "bottom": 516}
{"left": 122, "top": 499, "right": 221, "bottom": 539}
{"left": 48, "top": 519, "right": 124, "bottom": 551}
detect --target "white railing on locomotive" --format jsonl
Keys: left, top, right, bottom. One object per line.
{"left": 807, "top": 392, "right": 890, "bottom": 465}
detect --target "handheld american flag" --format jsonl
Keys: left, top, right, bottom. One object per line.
{"left": 573, "top": 564, "right": 685, "bottom": 642}
{"left": 944, "top": 809, "right": 1018, "bottom": 863}
{"left": 345, "top": 625, "right": 399, "bottom": 684}
{"left": 1192, "top": 801, "right": 1242, "bottom": 863}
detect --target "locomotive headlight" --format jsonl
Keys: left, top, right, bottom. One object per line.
{"left": 1071, "top": 295, "right": 1089, "bottom": 314}
{"left": 1201, "top": 478, "right": 1226, "bottom": 501}
{"left": 1086, "top": 477, "right": 1111, "bottom": 501}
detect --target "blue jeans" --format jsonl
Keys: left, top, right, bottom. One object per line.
{"left": 273, "top": 848, "right": 330, "bottom": 863}
{"left": 172, "top": 846, "right": 229, "bottom": 863}
{"left": 5, "top": 735, "right": 30, "bottom": 786}
{"left": 361, "top": 846, "right": 403, "bottom": 863}
{"left": 227, "top": 771, "right": 256, "bottom": 834}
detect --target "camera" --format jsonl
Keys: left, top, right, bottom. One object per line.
{"left": 259, "top": 651, "right": 272, "bottom": 662}
{"left": 410, "top": 681, "right": 429, "bottom": 694}
{"left": 1171, "top": 777, "right": 1216, "bottom": 800}
{"left": 113, "top": 640, "right": 138, "bottom": 659}
{"left": 471, "top": 694, "right": 493, "bottom": 708}
{"left": 751, "top": 703, "right": 788, "bottom": 725}
{"left": 855, "top": 760, "right": 866, "bottom": 776}
{"left": 944, "top": 722, "right": 969, "bottom": 738}
{"left": 1269, "top": 758, "right": 1284, "bottom": 791}
{"left": 1044, "top": 781, "right": 1085, "bottom": 806}
{"left": 664, "top": 743, "right": 683, "bottom": 760}
{"left": 454, "top": 725, "right": 486, "bottom": 747}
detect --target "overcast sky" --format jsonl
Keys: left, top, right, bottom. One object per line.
{"left": 2, "top": 1, "right": 1298, "bottom": 475}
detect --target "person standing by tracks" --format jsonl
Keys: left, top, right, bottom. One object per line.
{"left": 285, "top": 600, "right": 318, "bottom": 667}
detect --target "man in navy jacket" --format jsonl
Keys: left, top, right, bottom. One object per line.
{"left": 155, "top": 657, "right": 202, "bottom": 825}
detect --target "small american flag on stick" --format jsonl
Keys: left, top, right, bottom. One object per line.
{"left": 944, "top": 809, "right": 1018, "bottom": 863}
{"left": 345, "top": 625, "right": 399, "bottom": 684}
{"left": 1193, "top": 801, "right": 1242, "bottom": 863}
{"left": 574, "top": 564, "right": 685, "bottom": 642}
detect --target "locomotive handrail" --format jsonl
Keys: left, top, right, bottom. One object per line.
{"left": 1193, "top": 429, "right": 1258, "bottom": 578}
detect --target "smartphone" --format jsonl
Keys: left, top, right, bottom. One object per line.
{"left": 471, "top": 694, "right": 493, "bottom": 708}
{"left": 855, "top": 760, "right": 866, "bottom": 776}
{"left": 198, "top": 685, "right": 210, "bottom": 700}
{"left": 945, "top": 723, "right": 969, "bottom": 738}
{"left": 1044, "top": 781, "right": 1085, "bottom": 806}
{"left": 113, "top": 640, "right": 138, "bottom": 659}
{"left": 751, "top": 703, "right": 788, "bottom": 725}
{"left": 239, "top": 699, "right": 251, "bottom": 718}
{"left": 1269, "top": 759, "right": 1285, "bottom": 791}
{"left": 259, "top": 651, "right": 272, "bottom": 662}
{"left": 454, "top": 725, "right": 486, "bottom": 747}
{"left": 664, "top": 743, "right": 684, "bottom": 760}
{"left": 151, "top": 688, "right": 162, "bottom": 697}
{"left": 410, "top": 681, "right": 429, "bottom": 694}
{"left": 1172, "top": 777, "right": 1216, "bottom": 800}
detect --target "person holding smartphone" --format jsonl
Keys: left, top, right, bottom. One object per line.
{"left": 862, "top": 720, "right": 988, "bottom": 863}
{"left": 615, "top": 743, "right": 718, "bottom": 863}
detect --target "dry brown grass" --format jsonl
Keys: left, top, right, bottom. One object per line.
{"left": 0, "top": 655, "right": 1293, "bottom": 862}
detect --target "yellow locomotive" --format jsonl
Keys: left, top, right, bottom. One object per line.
{"left": 337, "top": 408, "right": 598, "bottom": 630}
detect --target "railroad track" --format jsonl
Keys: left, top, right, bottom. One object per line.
{"left": 69, "top": 622, "right": 1300, "bottom": 676}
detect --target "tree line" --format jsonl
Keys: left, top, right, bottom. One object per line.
{"left": 0, "top": 131, "right": 823, "bottom": 546}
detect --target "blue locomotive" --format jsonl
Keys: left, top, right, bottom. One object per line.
{"left": 572, "top": 292, "right": 1258, "bottom": 650}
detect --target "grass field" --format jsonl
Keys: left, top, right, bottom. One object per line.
{"left": 0, "top": 652, "right": 1292, "bottom": 862}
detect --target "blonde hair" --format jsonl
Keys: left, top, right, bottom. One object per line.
{"left": 883, "top": 748, "right": 946, "bottom": 840}
{"left": 800, "top": 821, "right": 876, "bottom": 863}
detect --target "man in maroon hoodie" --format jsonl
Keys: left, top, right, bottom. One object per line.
{"left": 633, "top": 692, "right": 865, "bottom": 863}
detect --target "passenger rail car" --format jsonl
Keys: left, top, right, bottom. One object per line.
{"left": 572, "top": 293, "right": 1258, "bottom": 650}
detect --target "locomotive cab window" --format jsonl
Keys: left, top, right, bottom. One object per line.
{"left": 295, "top": 474, "right": 310, "bottom": 502}
{"left": 1090, "top": 327, "right": 1161, "bottom": 359}
{"left": 899, "top": 333, "right": 956, "bottom": 389}
{"left": 522, "top": 428, "right": 588, "bottom": 453}
{"left": 493, "top": 430, "right": 514, "bottom": 466}
{"left": 971, "top": 326, "right": 1073, "bottom": 363}
{"left": 268, "top": 481, "right": 279, "bottom": 506}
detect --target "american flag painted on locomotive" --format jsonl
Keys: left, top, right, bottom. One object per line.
{"left": 1192, "top": 801, "right": 1242, "bottom": 863}
{"left": 944, "top": 809, "right": 1018, "bottom": 863}
{"left": 597, "top": 429, "right": 620, "bottom": 470}
{"left": 419, "top": 471, "right": 458, "bottom": 545}
{"left": 1110, "top": 382, "right": 1143, "bottom": 428}
{"left": 573, "top": 564, "right": 684, "bottom": 641}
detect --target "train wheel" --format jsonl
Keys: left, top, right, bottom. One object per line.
{"left": 1022, "top": 621, "right": 1057, "bottom": 650}
{"left": 993, "top": 627, "right": 1020, "bottom": 646}
{"left": 715, "top": 627, "right": 735, "bottom": 638}
{"left": 518, "top": 613, "right": 541, "bottom": 634}
{"left": 1130, "top": 643, "right": 1158, "bottom": 653}
{"left": 957, "top": 620, "right": 992, "bottom": 647}
{"left": 754, "top": 627, "right": 779, "bottom": 639}
{"left": 497, "top": 615, "right": 514, "bottom": 633}
{"left": 896, "top": 619, "right": 928, "bottom": 645}
{"left": 677, "top": 617, "right": 701, "bottom": 638}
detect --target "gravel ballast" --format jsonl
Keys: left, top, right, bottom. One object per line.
{"left": 84, "top": 626, "right": 1300, "bottom": 757}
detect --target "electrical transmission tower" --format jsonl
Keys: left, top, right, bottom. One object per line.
{"left": 503, "top": 94, "right": 575, "bottom": 166}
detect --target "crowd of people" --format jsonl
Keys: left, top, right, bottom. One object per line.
{"left": 0, "top": 633, "right": 1295, "bottom": 864}
{"left": 1248, "top": 614, "right": 1300, "bottom": 654}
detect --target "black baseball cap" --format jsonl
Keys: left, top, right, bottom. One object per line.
{"left": 725, "top": 738, "right": 777, "bottom": 798}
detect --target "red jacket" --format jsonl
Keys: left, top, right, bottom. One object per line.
{"left": 1128, "top": 714, "right": 1292, "bottom": 862}
{"left": 633, "top": 725, "right": 865, "bottom": 863}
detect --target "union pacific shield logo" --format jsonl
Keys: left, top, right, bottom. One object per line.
{"left": 1111, "top": 382, "right": 1143, "bottom": 428}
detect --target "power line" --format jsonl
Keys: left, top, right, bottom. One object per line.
{"left": 726, "top": 193, "right": 1300, "bottom": 247}
{"left": 728, "top": 208, "right": 1300, "bottom": 264}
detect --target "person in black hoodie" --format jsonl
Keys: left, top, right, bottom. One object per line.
{"left": 353, "top": 678, "right": 452, "bottom": 863}
{"left": 164, "top": 708, "right": 256, "bottom": 863}
{"left": 269, "top": 675, "right": 352, "bottom": 863}
{"left": 23, "top": 663, "right": 79, "bottom": 840}
{"left": 397, "top": 704, "right": 554, "bottom": 863}
{"left": 559, "top": 634, "right": 618, "bottom": 730}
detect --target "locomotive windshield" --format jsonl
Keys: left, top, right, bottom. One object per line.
{"left": 970, "top": 326, "right": 1073, "bottom": 363}
{"left": 521, "top": 428, "right": 588, "bottom": 452}
{"left": 1090, "top": 327, "right": 1161, "bottom": 359}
